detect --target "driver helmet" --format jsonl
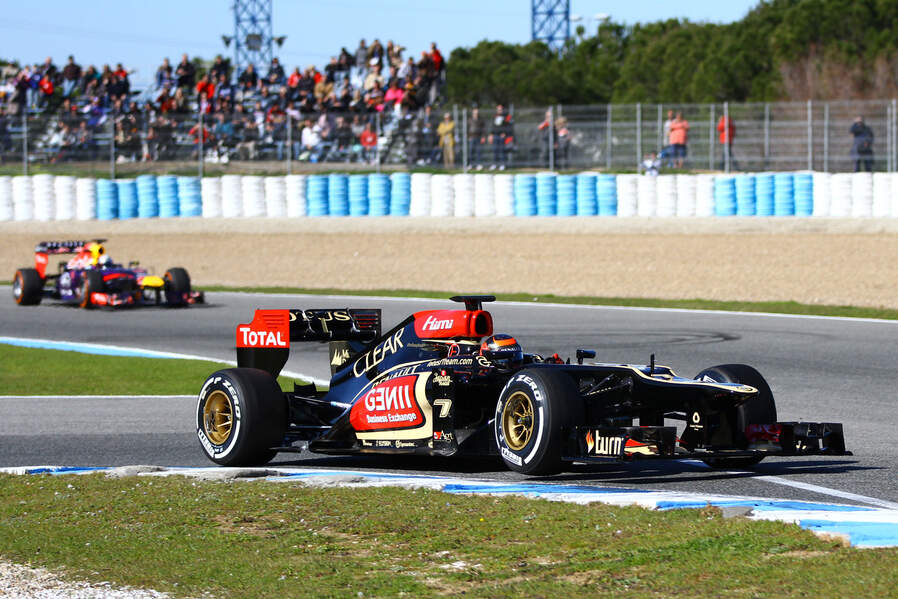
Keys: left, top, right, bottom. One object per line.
{"left": 479, "top": 334, "right": 523, "bottom": 369}
{"left": 98, "top": 254, "right": 113, "bottom": 268}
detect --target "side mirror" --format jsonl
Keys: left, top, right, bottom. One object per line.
{"left": 576, "top": 349, "right": 596, "bottom": 365}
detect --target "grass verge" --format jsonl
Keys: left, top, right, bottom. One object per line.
{"left": 1, "top": 474, "right": 895, "bottom": 598}
{"left": 0, "top": 344, "right": 307, "bottom": 395}
{"left": 204, "top": 286, "right": 898, "bottom": 321}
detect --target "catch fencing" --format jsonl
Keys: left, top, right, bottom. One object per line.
{"left": 1, "top": 100, "right": 896, "bottom": 176}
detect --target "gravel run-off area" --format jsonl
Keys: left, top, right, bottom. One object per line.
{"left": 3, "top": 217, "right": 898, "bottom": 308}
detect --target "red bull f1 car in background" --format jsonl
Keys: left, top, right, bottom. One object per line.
{"left": 196, "top": 296, "right": 849, "bottom": 475}
{"left": 12, "top": 239, "right": 204, "bottom": 308}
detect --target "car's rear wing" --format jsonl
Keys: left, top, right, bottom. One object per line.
{"left": 235, "top": 308, "right": 382, "bottom": 378}
{"left": 32, "top": 239, "right": 107, "bottom": 277}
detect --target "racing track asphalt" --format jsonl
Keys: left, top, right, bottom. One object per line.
{"left": 1, "top": 290, "right": 896, "bottom": 509}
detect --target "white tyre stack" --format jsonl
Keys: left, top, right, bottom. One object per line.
{"left": 695, "top": 174, "right": 715, "bottom": 217}
{"left": 811, "top": 172, "right": 831, "bottom": 217}
{"left": 221, "top": 174, "right": 243, "bottom": 218}
{"left": 409, "top": 173, "right": 431, "bottom": 217}
{"left": 829, "top": 174, "right": 852, "bottom": 217}
{"left": 474, "top": 174, "right": 495, "bottom": 217}
{"left": 430, "top": 174, "right": 454, "bottom": 217}
{"left": 493, "top": 174, "right": 515, "bottom": 216}
{"left": 285, "top": 174, "right": 307, "bottom": 217}
{"left": 75, "top": 178, "right": 96, "bottom": 220}
{"left": 636, "top": 175, "right": 657, "bottom": 217}
{"left": 53, "top": 176, "right": 76, "bottom": 221}
{"left": 201, "top": 177, "right": 223, "bottom": 218}
{"left": 453, "top": 174, "right": 475, "bottom": 217}
{"left": 891, "top": 172, "right": 898, "bottom": 217}
{"left": 656, "top": 175, "right": 677, "bottom": 217}
{"left": 675, "top": 174, "right": 696, "bottom": 216}
{"left": 264, "top": 176, "right": 287, "bottom": 218}
{"left": 615, "top": 174, "right": 638, "bottom": 217}
{"left": 872, "top": 172, "right": 891, "bottom": 217}
{"left": 32, "top": 174, "right": 54, "bottom": 221}
{"left": 0, "top": 176, "right": 13, "bottom": 221}
{"left": 12, "top": 176, "right": 33, "bottom": 221}
{"left": 241, "top": 176, "right": 265, "bottom": 217}
{"left": 850, "top": 172, "right": 873, "bottom": 217}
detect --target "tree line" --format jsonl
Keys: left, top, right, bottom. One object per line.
{"left": 446, "top": 0, "right": 898, "bottom": 106}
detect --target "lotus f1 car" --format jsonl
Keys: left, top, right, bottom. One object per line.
{"left": 196, "top": 296, "right": 849, "bottom": 475}
{"left": 12, "top": 239, "right": 204, "bottom": 308}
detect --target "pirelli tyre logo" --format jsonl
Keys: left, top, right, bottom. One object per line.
{"left": 349, "top": 375, "right": 423, "bottom": 432}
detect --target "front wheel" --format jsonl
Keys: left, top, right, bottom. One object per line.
{"left": 695, "top": 363, "right": 777, "bottom": 469}
{"left": 494, "top": 368, "right": 582, "bottom": 475}
{"left": 13, "top": 268, "right": 43, "bottom": 305}
{"left": 79, "top": 270, "right": 104, "bottom": 309}
{"left": 196, "top": 368, "right": 287, "bottom": 466}
{"left": 164, "top": 267, "right": 191, "bottom": 306}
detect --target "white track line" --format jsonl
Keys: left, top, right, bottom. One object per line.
{"left": 0, "top": 395, "right": 194, "bottom": 400}
{"left": 753, "top": 476, "right": 898, "bottom": 510}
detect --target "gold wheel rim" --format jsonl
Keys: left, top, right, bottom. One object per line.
{"left": 203, "top": 390, "right": 233, "bottom": 445}
{"left": 502, "top": 391, "right": 534, "bottom": 451}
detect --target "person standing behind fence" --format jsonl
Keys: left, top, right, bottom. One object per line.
{"left": 850, "top": 116, "right": 874, "bottom": 172}
{"left": 489, "top": 104, "right": 514, "bottom": 170}
{"left": 438, "top": 112, "right": 455, "bottom": 168}
{"left": 669, "top": 111, "right": 689, "bottom": 168}
{"left": 717, "top": 114, "right": 738, "bottom": 171}
{"left": 468, "top": 107, "right": 485, "bottom": 169}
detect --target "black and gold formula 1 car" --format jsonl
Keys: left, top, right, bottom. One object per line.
{"left": 195, "top": 296, "right": 849, "bottom": 475}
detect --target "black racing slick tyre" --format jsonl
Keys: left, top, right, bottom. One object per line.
{"left": 164, "top": 267, "right": 190, "bottom": 306}
{"left": 196, "top": 368, "right": 287, "bottom": 466}
{"left": 12, "top": 268, "right": 43, "bottom": 305}
{"left": 695, "top": 363, "right": 777, "bottom": 469}
{"left": 494, "top": 368, "right": 582, "bottom": 475}
{"left": 79, "top": 270, "right": 104, "bottom": 309}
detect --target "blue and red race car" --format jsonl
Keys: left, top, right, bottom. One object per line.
{"left": 12, "top": 239, "right": 203, "bottom": 308}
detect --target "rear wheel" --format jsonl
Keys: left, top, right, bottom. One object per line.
{"left": 12, "top": 268, "right": 43, "bottom": 305}
{"left": 494, "top": 368, "right": 582, "bottom": 475}
{"left": 196, "top": 368, "right": 287, "bottom": 466}
{"left": 78, "top": 270, "right": 104, "bottom": 309}
{"left": 164, "top": 267, "right": 190, "bottom": 306}
{"left": 695, "top": 363, "right": 777, "bottom": 468}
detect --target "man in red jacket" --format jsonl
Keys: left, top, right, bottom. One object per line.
{"left": 717, "top": 115, "right": 738, "bottom": 171}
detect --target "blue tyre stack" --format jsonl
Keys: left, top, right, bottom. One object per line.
{"left": 116, "top": 179, "right": 138, "bottom": 220}
{"left": 177, "top": 177, "right": 202, "bottom": 217}
{"left": 713, "top": 176, "right": 737, "bottom": 216}
{"left": 755, "top": 173, "right": 775, "bottom": 216}
{"left": 348, "top": 175, "right": 369, "bottom": 216}
{"left": 794, "top": 172, "right": 813, "bottom": 216}
{"left": 774, "top": 173, "right": 795, "bottom": 216}
{"left": 157, "top": 175, "right": 179, "bottom": 217}
{"left": 368, "top": 174, "right": 391, "bottom": 216}
{"left": 136, "top": 175, "right": 158, "bottom": 218}
{"left": 327, "top": 173, "right": 349, "bottom": 216}
{"left": 597, "top": 174, "right": 618, "bottom": 216}
{"left": 535, "top": 172, "right": 557, "bottom": 216}
{"left": 96, "top": 179, "right": 118, "bottom": 220}
{"left": 388, "top": 172, "right": 410, "bottom": 216}
{"left": 513, "top": 175, "right": 537, "bottom": 217}
{"left": 306, "top": 175, "right": 329, "bottom": 216}
{"left": 734, "top": 174, "right": 756, "bottom": 216}
{"left": 556, "top": 175, "right": 576, "bottom": 216}
{"left": 574, "top": 173, "right": 597, "bottom": 216}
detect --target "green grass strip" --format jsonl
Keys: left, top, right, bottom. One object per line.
{"left": 204, "top": 286, "right": 898, "bottom": 321}
{"left": 0, "top": 344, "right": 307, "bottom": 395}
{"left": 0, "top": 474, "right": 894, "bottom": 598}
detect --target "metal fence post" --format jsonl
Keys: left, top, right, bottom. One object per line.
{"left": 22, "top": 111, "right": 28, "bottom": 177}
{"left": 807, "top": 99, "right": 813, "bottom": 171}
{"left": 375, "top": 111, "right": 381, "bottom": 174}
{"left": 708, "top": 104, "right": 714, "bottom": 170}
{"left": 286, "top": 112, "right": 292, "bottom": 175}
{"left": 892, "top": 99, "right": 897, "bottom": 172}
{"left": 823, "top": 102, "right": 829, "bottom": 172}
{"left": 198, "top": 109, "right": 204, "bottom": 178}
{"left": 657, "top": 104, "right": 662, "bottom": 153}
{"left": 461, "top": 107, "right": 468, "bottom": 172}
{"left": 548, "top": 105, "right": 555, "bottom": 171}
{"left": 109, "top": 116, "right": 116, "bottom": 179}
{"left": 724, "top": 102, "right": 730, "bottom": 173}
{"left": 636, "top": 103, "right": 642, "bottom": 170}
{"left": 606, "top": 104, "right": 612, "bottom": 170}
{"left": 764, "top": 103, "right": 770, "bottom": 170}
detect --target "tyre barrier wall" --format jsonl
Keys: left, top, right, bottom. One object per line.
{"left": 4, "top": 172, "right": 898, "bottom": 221}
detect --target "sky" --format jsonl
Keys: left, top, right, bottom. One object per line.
{"left": 1, "top": 0, "right": 761, "bottom": 87}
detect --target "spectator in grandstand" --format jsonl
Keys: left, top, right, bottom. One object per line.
{"left": 238, "top": 63, "right": 259, "bottom": 93}
{"left": 363, "top": 63, "right": 384, "bottom": 92}
{"left": 397, "top": 57, "right": 414, "bottom": 87}
{"left": 81, "top": 65, "right": 99, "bottom": 95}
{"left": 850, "top": 115, "right": 874, "bottom": 172}
{"left": 196, "top": 73, "right": 215, "bottom": 102}
{"left": 40, "top": 57, "right": 58, "bottom": 81}
{"left": 315, "top": 74, "right": 335, "bottom": 103}
{"left": 331, "top": 115, "right": 354, "bottom": 161}
{"left": 368, "top": 39, "right": 385, "bottom": 69}
{"left": 76, "top": 120, "right": 96, "bottom": 160}
{"left": 115, "top": 120, "right": 141, "bottom": 162}
{"left": 171, "top": 87, "right": 189, "bottom": 114}
{"left": 383, "top": 79, "right": 404, "bottom": 110}
{"left": 61, "top": 55, "right": 81, "bottom": 98}
{"left": 467, "top": 107, "right": 485, "bottom": 169}
{"left": 353, "top": 39, "right": 368, "bottom": 85}
{"left": 155, "top": 58, "right": 173, "bottom": 89}
{"left": 234, "top": 104, "right": 258, "bottom": 160}
{"left": 360, "top": 121, "right": 377, "bottom": 163}
{"left": 210, "top": 55, "right": 229, "bottom": 82}
{"left": 215, "top": 73, "right": 234, "bottom": 103}
{"left": 176, "top": 54, "right": 196, "bottom": 89}
{"left": 298, "top": 117, "right": 323, "bottom": 161}
{"left": 430, "top": 42, "right": 445, "bottom": 93}
{"left": 555, "top": 116, "right": 570, "bottom": 169}
{"left": 437, "top": 112, "right": 455, "bottom": 168}
{"left": 267, "top": 57, "right": 286, "bottom": 86}
{"left": 488, "top": 104, "right": 514, "bottom": 170}
{"left": 287, "top": 67, "right": 301, "bottom": 90}
{"left": 717, "top": 114, "right": 738, "bottom": 170}
{"left": 187, "top": 121, "right": 211, "bottom": 158}
{"left": 669, "top": 111, "right": 689, "bottom": 168}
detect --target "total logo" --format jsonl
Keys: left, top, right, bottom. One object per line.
{"left": 235, "top": 310, "right": 290, "bottom": 348}
{"left": 422, "top": 314, "right": 455, "bottom": 331}
{"left": 237, "top": 326, "right": 287, "bottom": 348}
